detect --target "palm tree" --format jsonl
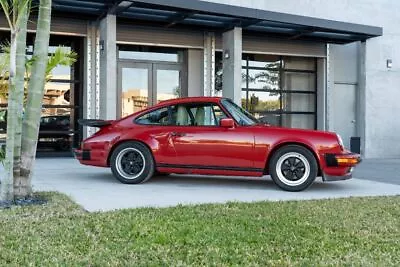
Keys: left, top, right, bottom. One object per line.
{"left": 18, "top": 0, "right": 52, "bottom": 197}
{"left": 0, "top": 0, "right": 30, "bottom": 201}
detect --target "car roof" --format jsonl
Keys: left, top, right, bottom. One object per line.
{"left": 156, "top": 96, "right": 224, "bottom": 107}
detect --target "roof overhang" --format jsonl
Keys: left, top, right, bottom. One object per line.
{"left": 50, "top": 0, "right": 383, "bottom": 44}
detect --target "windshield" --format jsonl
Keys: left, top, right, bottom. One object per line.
{"left": 220, "top": 99, "right": 259, "bottom": 126}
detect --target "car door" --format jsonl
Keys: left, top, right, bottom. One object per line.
{"left": 167, "top": 103, "right": 256, "bottom": 171}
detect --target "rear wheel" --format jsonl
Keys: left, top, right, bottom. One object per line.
{"left": 110, "top": 141, "right": 155, "bottom": 184}
{"left": 269, "top": 145, "right": 318, "bottom": 192}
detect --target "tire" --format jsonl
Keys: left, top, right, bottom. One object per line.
{"left": 269, "top": 145, "right": 318, "bottom": 192}
{"left": 110, "top": 141, "right": 155, "bottom": 184}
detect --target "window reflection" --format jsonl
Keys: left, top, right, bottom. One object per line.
{"left": 282, "top": 93, "right": 315, "bottom": 112}
{"left": 119, "top": 51, "right": 180, "bottom": 62}
{"left": 240, "top": 54, "right": 317, "bottom": 129}
{"left": 156, "top": 69, "right": 180, "bottom": 103}
{"left": 121, "top": 68, "right": 149, "bottom": 117}
{"left": 38, "top": 108, "right": 73, "bottom": 152}
{"left": 282, "top": 114, "right": 315, "bottom": 129}
{"left": 0, "top": 36, "right": 80, "bottom": 153}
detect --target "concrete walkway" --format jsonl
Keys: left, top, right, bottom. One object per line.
{"left": 32, "top": 158, "right": 400, "bottom": 212}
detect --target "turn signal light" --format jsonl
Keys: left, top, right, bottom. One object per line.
{"left": 336, "top": 158, "right": 360, "bottom": 165}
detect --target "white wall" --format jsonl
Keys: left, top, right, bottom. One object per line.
{"left": 206, "top": 0, "right": 400, "bottom": 158}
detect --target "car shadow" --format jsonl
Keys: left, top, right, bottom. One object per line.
{"left": 79, "top": 171, "right": 346, "bottom": 192}
{"left": 149, "top": 174, "right": 274, "bottom": 189}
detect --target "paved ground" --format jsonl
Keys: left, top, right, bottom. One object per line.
{"left": 31, "top": 158, "right": 400, "bottom": 212}
{"left": 353, "top": 158, "right": 400, "bottom": 185}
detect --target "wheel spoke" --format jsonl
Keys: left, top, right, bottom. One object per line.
{"left": 281, "top": 165, "right": 291, "bottom": 171}
{"left": 295, "top": 169, "right": 304, "bottom": 178}
{"left": 286, "top": 171, "right": 294, "bottom": 180}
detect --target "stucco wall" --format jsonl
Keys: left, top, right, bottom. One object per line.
{"left": 206, "top": 0, "right": 400, "bottom": 158}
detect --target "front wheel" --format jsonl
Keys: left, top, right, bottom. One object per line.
{"left": 269, "top": 145, "right": 318, "bottom": 192}
{"left": 110, "top": 141, "right": 155, "bottom": 184}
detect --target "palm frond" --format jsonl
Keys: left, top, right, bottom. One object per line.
{"left": 0, "top": 0, "right": 13, "bottom": 30}
{"left": 46, "top": 46, "right": 77, "bottom": 78}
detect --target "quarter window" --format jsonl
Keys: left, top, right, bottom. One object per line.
{"left": 135, "top": 107, "right": 170, "bottom": 125}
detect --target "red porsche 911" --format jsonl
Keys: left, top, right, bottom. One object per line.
{"left": 75, "top": 97, "right": 361, "bottom": 191}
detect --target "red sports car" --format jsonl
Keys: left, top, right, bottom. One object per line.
{"left": 75, "top": 97, "right": 361, "bottom": 191}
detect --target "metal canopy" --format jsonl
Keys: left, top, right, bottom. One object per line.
{"left": 50, "top": 0, "right": 382, "bottom": 44}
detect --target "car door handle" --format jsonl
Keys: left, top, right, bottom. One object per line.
{"left": 170, "top": 132, "right": 186, "bottom": 137}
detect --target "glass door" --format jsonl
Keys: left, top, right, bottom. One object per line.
{"left": 118, "top": 62, "right": 152, "bottom": 118}
{"left": 118, "top": 62, "right": 183, "bottom": 118}
{"left": 153, "top": 63, "right": 182, "bottom": 104}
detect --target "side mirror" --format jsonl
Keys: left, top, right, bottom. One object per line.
{"left": 220, "top": 118, "right": 235, "bottom": 128}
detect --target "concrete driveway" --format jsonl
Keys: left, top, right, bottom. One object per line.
{"left": 31, "top": 158, "right": 400, "bottom": 212}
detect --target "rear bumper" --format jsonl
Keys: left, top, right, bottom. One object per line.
{"left": 74, "top": 149, "right": 91, "bottom": 160}
{"left": 322, "top": 152, "right": 361, "bottom": 182}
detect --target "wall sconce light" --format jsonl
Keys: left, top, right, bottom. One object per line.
{"left": 99, "top": 40, "right": 105, "bottom": 52}
{"left": 224, "top": 49, "right": 230, "bottom": 59}
{"left": 387, "top": 59, "right": 392, "bottom": 69}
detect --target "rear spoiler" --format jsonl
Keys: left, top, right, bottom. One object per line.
{"left": 78, "top": 119, "right": 113, "bottom": 128}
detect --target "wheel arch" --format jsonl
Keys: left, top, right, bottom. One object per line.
{"left": 107, "top": 139, "right": 155, "bottom": 167}
{"left": 264, "top": 142, "right": 322, "bottom": 176}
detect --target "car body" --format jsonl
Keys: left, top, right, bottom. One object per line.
{"left": 75, "top": 97, "right": 361, "bottom": 191}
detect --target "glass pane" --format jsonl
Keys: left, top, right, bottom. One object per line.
{"left": 50, "top": 65, "right": 71, "bottom": 80}
{"left": 43, "top": 82, "right": 72, "bottom": 106}
{"left": 121, "top": 67, "right": 149, "bottom": 117}
{"left": 246, "top": 91, "right": 281, "bottom": 114}
{"left": 283, "top": 57, "right": 315, "bottom": 71}
{"left": 48, "top": 46, "right": 71, "bottom": 54}
{"left": 119, "top": 51, "right": 180, "bottom": 62}
{"left": 156, "top": 69, "right": 180, "bottom": 103}
{"left": 246, "top": 54, "right": 280, "bottom": 69}
{"left": 282, "top": 114, "right": 315, "bottom": 129}
{"left": 190, "top": 105, "right": 223, "bottom": 126}
{"left": 136, "top": 107, "right": 170, "bottom": 125}
{"left": 282, "top": 93, "right": 315, "bottom": 112}
{"left": 171, "top": 105, "right": 191, "bottom": 126}
{"left": 38, "top": 108, "right": 73, "bottom": 152}
{"left": 247, "top": 69, "right": 279, "bottom": 90}
{"left": 241, "top": 91, "right": 247, "bottom": 109}
{"left": 283, "top": 72, "right": 316, "bottom": 92}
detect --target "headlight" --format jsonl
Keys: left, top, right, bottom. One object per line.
{"left": 336, "top": 134, "right": 344, "bottom": 150}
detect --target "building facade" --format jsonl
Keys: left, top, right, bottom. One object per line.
{"left": 1, "top": 0, "right": 398, "bottom": 158}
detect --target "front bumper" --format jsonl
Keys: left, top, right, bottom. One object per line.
{"left": 323, "top": 169, "right": 354, "bottom": 181}
{"left": 322, "top": 152, "right": 361, "bottom": 182}
{"left": 325, "top": 152, "right": 362, "bottom": 167}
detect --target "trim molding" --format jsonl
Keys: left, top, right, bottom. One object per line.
{"left": 157, "top": 163, "right": 263, "bottom": 172}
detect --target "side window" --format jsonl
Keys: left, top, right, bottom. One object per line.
{"left": 135, "top": 107, "right": 170, "bottom": 125}
{"left": 170, "top": 103, "right": 228, "bottom": 126}
{"left": 170, "top": 105, "right": 192, "bottom": 126}
{"left": 212, "top": 105, "right": 227, "bottom": 125}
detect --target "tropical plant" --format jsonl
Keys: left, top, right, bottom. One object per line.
{"left": 0, "top": 0, "right": 61, "bottom": 200}
{"left": 0, "top": 45, "right": 77, "bottom": 102}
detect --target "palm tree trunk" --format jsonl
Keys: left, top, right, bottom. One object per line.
{"left": 20, "top": 0, "right": 52, "bottom": 195}
{"left": 1, "top": 32, "right": 17, "bottom": 201}
{"left": 12, "top": 4, "right": 29, "bottom": 198}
